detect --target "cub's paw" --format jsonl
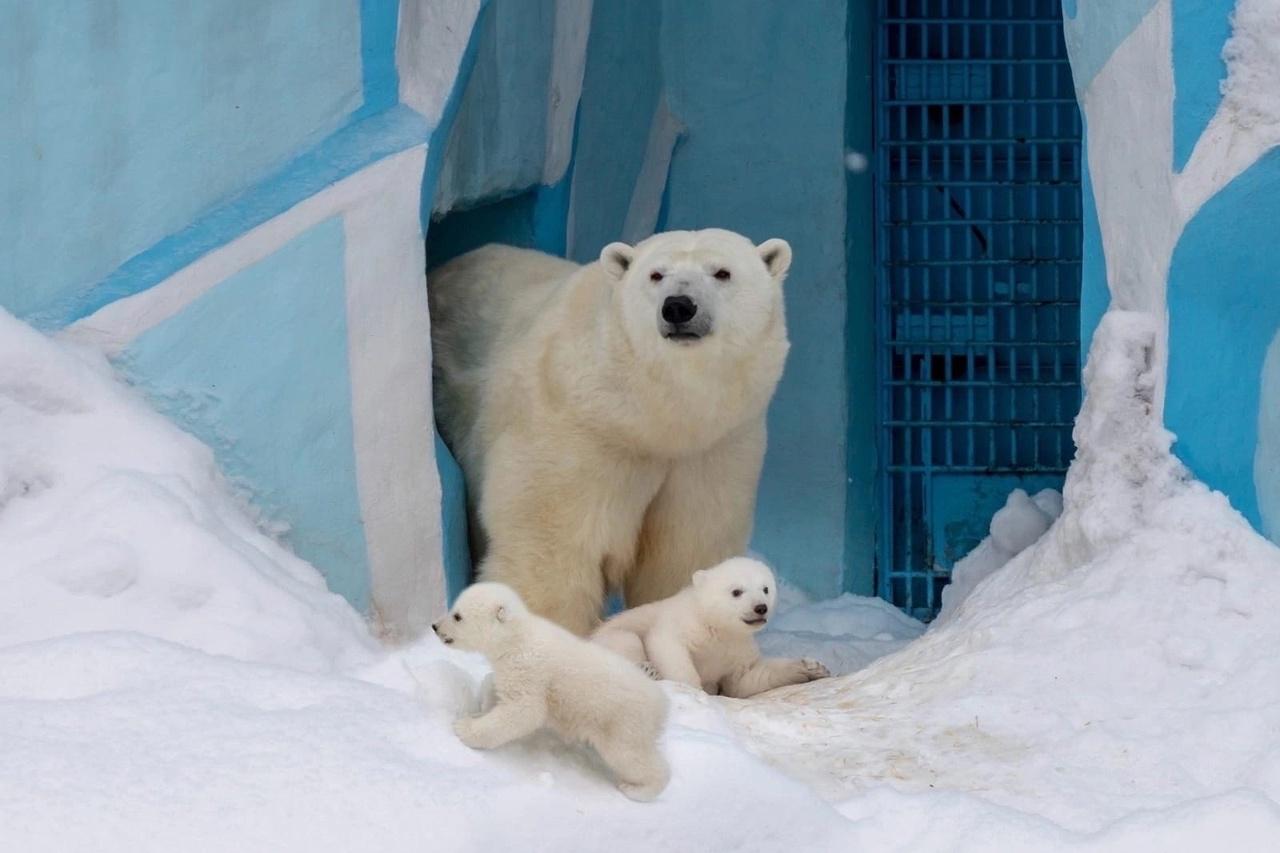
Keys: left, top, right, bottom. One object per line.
{"left": 639, "top": 661, "right": 662, "bottom": 681}
{"left": 453, "top": 717, "right": 486, "bottom": 749}
{"left": 796, "top": 659, "right": 831, "bottom": 682}
{"left": 618, "top": 779, "right": 665, "bottom": 802}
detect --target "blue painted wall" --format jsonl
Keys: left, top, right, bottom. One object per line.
{"left": 121, "top": 218, "right": 372, "bottom": 607}
{"left": 1, "top": 0, "right": 363, "bottom": 320}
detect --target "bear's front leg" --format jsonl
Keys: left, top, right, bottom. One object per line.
{"left": 644, "top": 634, "right": 704, "bottom": 690}
{"left": 719, "top": 657, "right": 831, "bottom": 699}
{"left": 480, "top": 548, "right": 605, "bottom": 636}
{"left": 454, "top": 697, "right": 547, "bottom": 750}
{"left": 479, "top": 433, "right": 662, "bottom": 634}
{"left": 628, "top": 419, "right": 766, "bottom": 606}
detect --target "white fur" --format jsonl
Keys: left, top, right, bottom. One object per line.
{"left": 430, "top": 229, "right": 791, "bottom": 635}
{"left": 433, "top": 582, "right": 671, "bottom": 801}
{"left": 591, "top": 558, "right": 831, "bottom": 699}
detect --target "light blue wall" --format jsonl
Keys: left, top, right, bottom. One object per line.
{"left": 1, "top": 0, "right": 363, "bottom": 321}
{"left": 1167, "top": 149, "right": 1280, "bottom": 537}
{"left": 657, "top": 0, "right": 855, "bottom": 598}
{"left": 121, "top": 218, "right": 371, "bottom": 607}
{"left": 567, "top": 0, "right": 663, "bottom": 264}
{"left": 843, "top": 0, "right": 877, "bottom": 595}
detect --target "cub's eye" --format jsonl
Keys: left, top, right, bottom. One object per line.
{"left": 763, "top": 586, "right": 769, "bottom": 594}
{"left": 453, "top": 612, "right": 462, "bottom": 622}
{"left": 731, "top": 588, "right": 743, "bottom": 598}
{"left": 650, "top": 270, "right": 664, "bottom": 282}
{"left": 713, "top": 268, "right": 731, "bottom": 281}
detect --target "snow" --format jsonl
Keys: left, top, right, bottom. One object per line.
{"left": 0, "top": 312, "right": 375, "bottom": 671}
{"left": 935, "top": 487, "right": 1062, "bottom": 625}
{"left": 1220, "top": 0, "right": 1280, "bottom": 139}
{"left": 733, "top": 312, "right": 1280, "bottom": 844}
{"left": 6, "top": 306, "right": 1280, "bottom": 850}
{"left": 761, "top": 590, "right": 923, "bottom": 675}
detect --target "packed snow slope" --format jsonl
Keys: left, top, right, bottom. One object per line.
{"left": 4, "top": 306, "right": 1280, "bottom": 851}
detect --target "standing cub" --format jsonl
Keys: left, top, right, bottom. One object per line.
{"left": 592, "top": 558, "right": 831, "bottom": 699}
{"left": 433, "top": 582, "right": 670, "bottom": 801}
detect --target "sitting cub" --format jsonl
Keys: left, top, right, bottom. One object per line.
{"left": 591, "top": 557, "right": 830, "bottom": 698}
{"left": 433, "top": 582, "right": 670, "bottom": 801}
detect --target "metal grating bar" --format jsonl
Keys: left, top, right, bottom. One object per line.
{"left": 873, "top": 0, "right": 1082, "bottom": 620}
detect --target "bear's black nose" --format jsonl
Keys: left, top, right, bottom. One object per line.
{"left": 754, "top": 604, "right": 768, "bottom": 616}
{"left": 661, "top": 295, "right": 698, "bottom": 325}
{"left": 431, "top": 623, "right": 439, "bottom": 634}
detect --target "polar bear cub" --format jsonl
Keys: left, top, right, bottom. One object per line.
{"left": 592, "top": 558, "right": 831, "bottom": 698}
{"left": 433, "top": 582, "right": 670, "bottom": 801}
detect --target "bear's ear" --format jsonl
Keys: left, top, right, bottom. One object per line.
{"left": 757, "top": 238, "right": 792, "bottom": 282}
{"left": 600, "top": 242, "right": 635, "bottom": 281}
{"left": 494, "top": 604, "right": 508, "bottom": 623}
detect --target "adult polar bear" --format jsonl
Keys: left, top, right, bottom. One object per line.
{"left": 430, "top": 229, "right": 791, "bottom": 634}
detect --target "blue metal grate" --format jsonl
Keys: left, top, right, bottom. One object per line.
{"left": 873, "top": 0, "right": 1082, "bottom": 619}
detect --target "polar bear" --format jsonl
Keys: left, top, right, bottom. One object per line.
{"left": 591, "top": 557, "right": 830, "bottom": 698}
{"left": 432, "top": 582, "right": 671, "bottom": 801}
{"left": 429, "top": 229, "right": 791, "bottom": 635}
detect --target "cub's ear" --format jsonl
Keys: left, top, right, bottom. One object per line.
{"left": 494, "top": 604, "right": 508, "bottom": 623}
{"left": 600, "top": 242, "right": 635, "bottom": 281}
{"left": 757, "top": 238, "right": 792, "bottom": 282}
{"left": 691, "top": 569, "right": 708, "bottom": 590}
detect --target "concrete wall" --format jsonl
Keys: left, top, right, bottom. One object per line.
{"left": 1064, "top": 0, "right": 1280, "bottom": 543}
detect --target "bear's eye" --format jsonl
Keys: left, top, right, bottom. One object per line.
{"left": 453, "top": 612, "right": 462, "bottom": 622}
{"left": 713, "top": 268, "right": 731, "bottom": 281}
{"left": 763, "top": 586, "right": 769, "bottom": 594}
{"left": 731, "top": 588, "right": 743, "bottom": 598}
{"left": 649, "top": 270, "right": 664, "bottom": 282}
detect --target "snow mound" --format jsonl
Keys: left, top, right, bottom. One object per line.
{"left": 760, "top": 592, "right": 924, "bottom": 675}
{"left": 733, "top": 311, "right": 1280, "bottom": 836}
{"left": 935, "top": 486, "right": 1062, "bottom": 625}
{"left": 0, "top": 309, "right": 375, "bottom": 671}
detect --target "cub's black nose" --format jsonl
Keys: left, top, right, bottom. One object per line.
{"left": 754, "top": 604, "right": 768, "bottom": 616}
{"left": 431, "top": 623, "right": 439, "bottom": 634}
{"left": 661, "top": 295, "right": 698, "bottom": 325}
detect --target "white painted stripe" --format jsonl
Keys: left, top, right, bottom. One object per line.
{"left": 341, "top": 146, "right": 447, "bottom": 637}
{"left": 396, "top": 0, "right": 484, "bottom": 125}
{"left": 621, "top": 98, "right": 685, "bottom": 244}
{"left": 543, "top": 0, "right": 594, "bottom": 187}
